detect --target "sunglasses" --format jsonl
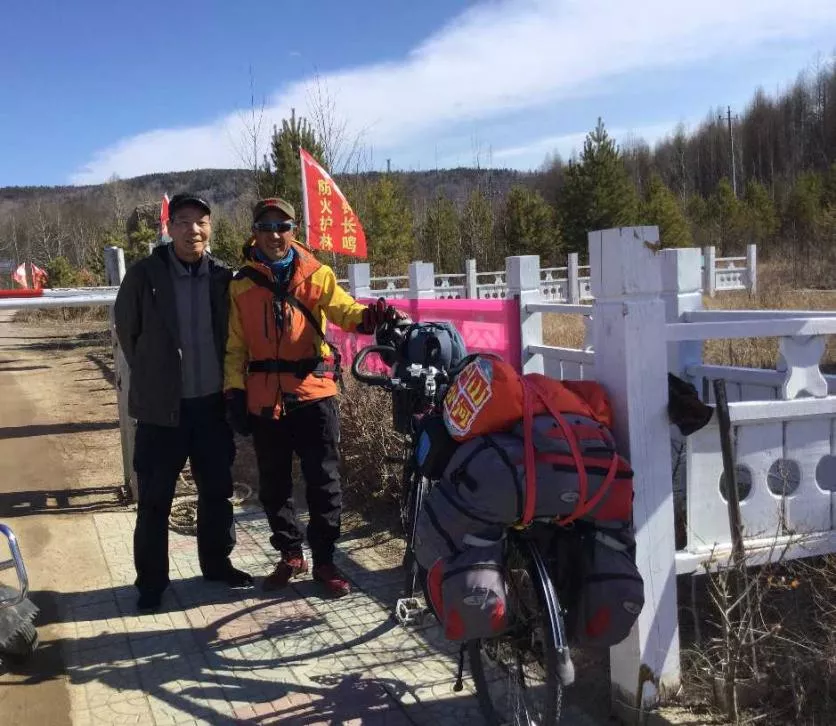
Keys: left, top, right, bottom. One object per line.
{"left": 253, "top": 221, "right": 296, "bottom": 233}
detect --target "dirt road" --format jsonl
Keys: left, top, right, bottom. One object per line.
{"left": 0, "top": 309, "right": 126, "bottom": 725}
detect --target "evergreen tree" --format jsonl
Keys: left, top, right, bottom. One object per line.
{"left": 363, "top": 176, "right": 415, "bottom": 275}
{"left": 707, "top": 178, "right": 745, "bottom": 252}
{"left": 502, "top": 185, "right": 561, "bottom": 263}
{"left": 420, "top": 195, "right": 461, "bottom": 272}
{"left": 210, "top": 214, "right": 246, "bottom": 269}
{"left": 260, "top": 110, "right": 327, "bottom": 235}
{"left": 742, "top": 180, "right": 778, "bottom": 250}
{"left": 639, "top": 173, "right": 692, "bottom": 248}
{"left": 459, "top": 188, "right": 494, "bottom": 267}
{"left": 558, "top": 118, "right": 639, "bottom": 254}
{"left": 45, "top": 256, "right": 80, "bottom": 287}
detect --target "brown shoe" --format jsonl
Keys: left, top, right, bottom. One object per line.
{"left": 312, "top": 563, "right": 351, "bottom": 598}
{"left": 262, "top": 555, "right": 308, "bottom": 592}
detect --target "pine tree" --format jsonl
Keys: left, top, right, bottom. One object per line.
{"left": 502, "top": 186, "right": 561, "bottom": 263}
{"left": 742, "top": 180, "right": 778, "bottom": 250}
{"left": 639, "top": 173, "right": 692, "bottom": 248}
{"left": 420, "top": 195, "right": 461, "bottom": 272}
{"left": 363, "top": 176, "right": 415, "bottom": 275}
{"left": 210, "top": 214, "right": 246, "bottom": 269}
{"left": 557, "top": 118, "right": 639, "bottom": 254}
{"left": 707, "top": 178, "right": 745, "bottom": 252}
{"left": 260, "top": 110, "right": 327, "bottom": 233}
{"left": 459, "top": 189, "right": 494, "bottom": 267}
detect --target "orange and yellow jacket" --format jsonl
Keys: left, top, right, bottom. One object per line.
{"left": 224, "top": 241, "right": 365, "bottom": 418}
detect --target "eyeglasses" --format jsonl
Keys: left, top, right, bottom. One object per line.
{"left": 171, "top": 219, "right": 211, "bottom": 229}
{"left": 253, "top": 221, "right": 296, "bottom": 233}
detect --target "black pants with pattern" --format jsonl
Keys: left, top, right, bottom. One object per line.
{"left": 250, "top": 397, "right": 342, "bottom": 566}
{"left": 133, "top": 393, "right": 236, "bottom": 595}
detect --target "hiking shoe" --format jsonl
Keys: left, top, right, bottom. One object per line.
{"left": 263, "top": 555, "right": 308, "bottom": 592}
{"left": 312, "top": 563, "right": 351, "bottom": 598}
{"left": 203, "top": 565, "right": 254, "bottom": 588}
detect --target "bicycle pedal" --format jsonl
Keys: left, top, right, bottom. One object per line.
{"left": 394, "top": 597, "right": 427, "bottom": 626}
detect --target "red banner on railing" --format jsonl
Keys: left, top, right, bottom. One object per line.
{"left": 327, "top": 298, "right": 522, "bottom": 372}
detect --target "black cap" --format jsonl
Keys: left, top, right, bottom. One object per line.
{"left": 168, "top": 194, "right": 211, "bottom": 219}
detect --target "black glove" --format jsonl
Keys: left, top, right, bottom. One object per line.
{"left": 357, "top": 297, "right": 405, "bottom": 335}
{"left": 224, "top": 389, "right": 251, "bottom": 436}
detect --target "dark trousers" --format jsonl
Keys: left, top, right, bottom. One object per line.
{"left": 250, "top": 397, "right": 341, "bottom": 566}
{"left": 133, "top": 393, "right": 236, "bottom": 594}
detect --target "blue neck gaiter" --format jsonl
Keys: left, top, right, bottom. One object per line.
{"left": 255, "top": 246, "right": 296, "bottom": 288}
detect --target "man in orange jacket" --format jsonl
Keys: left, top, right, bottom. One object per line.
{"left": 224, "top": 198, "right": 399, "bottom": 597}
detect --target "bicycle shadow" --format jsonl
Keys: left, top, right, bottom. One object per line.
{"left": 4, "top": 578, "right": 474, "bottom": 724}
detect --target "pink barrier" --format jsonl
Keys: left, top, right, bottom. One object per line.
{"left": 326, "top": 298, "right": 522, "bottom": 372}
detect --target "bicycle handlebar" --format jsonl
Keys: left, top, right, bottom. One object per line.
{"left": 351, "top": 345, "right": 397, "bottom": 389}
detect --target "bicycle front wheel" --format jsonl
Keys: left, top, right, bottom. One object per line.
{"left": 402, "top": 472, "right": 429, "bottom": 599}
{"left": 468, "top": 534, "right": 566, "bottom": 726}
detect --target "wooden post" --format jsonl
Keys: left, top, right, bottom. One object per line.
{"left": 567, "top": 252, "right": 580, "bottom": 305}
{"left": 507, "top": 254, "right": 543, "bottom": 374}
{"left": 746, "top": 244, "right": 757, "bottom": 295}
{"left": 347, "top": 262, "right": 371, "bottom": 298}
{"left": 589, "top": 227, "right": 680, "bottom": 718}
{"left": 704, "top": 245, "right": 716, "bottom": 298}
{"left": 465, "top": 259, "right": 478, "bottom": 299}
{"left": 104, "top": 246, "right": 137, "bottom": 502}
{"left": 408, "top": 261, "right": 435, "bottom": 299}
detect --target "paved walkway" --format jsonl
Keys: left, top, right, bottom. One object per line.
{"left": 42, "top": 502, "right": 602, "bottom": 725}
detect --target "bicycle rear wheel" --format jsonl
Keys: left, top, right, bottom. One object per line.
{"left": 468, "top": 533, "right": 567, "bottom": 726}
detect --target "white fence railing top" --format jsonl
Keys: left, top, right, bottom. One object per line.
{"left": 667, "top": 317, "right": 836, "bottom": 341}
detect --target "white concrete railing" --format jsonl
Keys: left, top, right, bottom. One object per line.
{"left": 346, "top": 244, "right": 754, "bottom": 303}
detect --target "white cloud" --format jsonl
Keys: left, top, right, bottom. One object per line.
{"left": 493, "top": 122, "right": 681, "bottom": 164}
{"left": 70, "top": 0, "right": 836, "bottom": 184}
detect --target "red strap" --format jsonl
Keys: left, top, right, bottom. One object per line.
{"left": 519, "top": 375, "right": 619, "bottom": 527}
{"left": 520, "top": 378, "right": 537, "bottom": 526}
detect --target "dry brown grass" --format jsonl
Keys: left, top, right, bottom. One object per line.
{"left": 13, "top": 306, "right": 110, "bottom": 325}
{"left": 541, "top": 266, "right": 835, "bottom": 371}
{"left": 681, "top": 554, "right": 836, "bottom": 725}
{"left": 704, "top": 285, "right": 836, "bottom": 371}
{"left": 337, "top": 379, "right": 408, "bottom": 522}
{"left": 542, "top": 312, "right": 586, "bottom": 348}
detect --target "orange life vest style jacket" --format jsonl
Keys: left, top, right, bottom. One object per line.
{"left": 224, "top": 241, "right": 365, "bottom": 418}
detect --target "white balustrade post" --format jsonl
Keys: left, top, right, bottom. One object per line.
{"left": 408, "top": 261, "right": 435, "bottom": 299}
{"left": 507, "top": 255, "right": 543, "bottom": 374}
{"left": 589, "top": 227, "right": 680, "bottom": 718}
{"left": 465, "top": 259, "right": 478, "bottom": 299}
{"left": 104, "top": 246, "right": 137, "bottom": 502}
{"left": 567, "top": 252, "right": 580, "bottom": 305}
{"left": 348, "top": 262, "right": 371, "bottom": 299}
{"left": 703, "top": 245, "right": 716, "bottom": 298}
{"left": 746, "top": 243, "right": 757, "bottom": 295}
{"left": 661, "top": 247, "right": 703, "bottom": 376}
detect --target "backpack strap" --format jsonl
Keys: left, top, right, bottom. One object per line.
{"left": 234, "top": 265, "right": 343, "bottom": 385}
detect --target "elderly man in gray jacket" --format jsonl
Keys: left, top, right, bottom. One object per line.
{"left": 115, "top": 194, "right": 252, "bottom": 612}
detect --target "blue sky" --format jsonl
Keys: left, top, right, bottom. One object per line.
{"left": 1, "top": 0, "right": 835, "bottom": 187}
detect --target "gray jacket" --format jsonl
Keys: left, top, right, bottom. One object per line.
{"left": 114, "top": 245, "right": 232, "bottom": 427}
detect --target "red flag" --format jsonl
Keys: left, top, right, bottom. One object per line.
{"left": 300, "top": 148, "right": 367, "bottom": 259}
{"left": 31, "top": 264, "right": 48, "bottom": 290}
{"left": 160, "top": 193, "right": 170, "bottom": 241}
{"left": 12, "top": 263, "right": 28, "bottom": 288}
